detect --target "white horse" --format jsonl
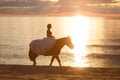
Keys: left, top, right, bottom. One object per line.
{"left": 29, "top": 37, "right": 74, "bottom": 66}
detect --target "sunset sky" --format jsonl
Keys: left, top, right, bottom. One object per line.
{"left": 0, "top": 0, "right": 120, "bottom": 17}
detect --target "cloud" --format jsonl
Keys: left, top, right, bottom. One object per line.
{"left": 0, "top": 0, "right": 120, "bottom": 17}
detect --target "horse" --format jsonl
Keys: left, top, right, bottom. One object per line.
{"left": 29, "top": 36, "right": 74, "bottom": 66}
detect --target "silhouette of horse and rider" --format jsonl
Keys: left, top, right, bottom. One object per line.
{"left": 29, "top": 24, "right": 74, "bottom": 66}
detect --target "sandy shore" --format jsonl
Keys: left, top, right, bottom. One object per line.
{"left": 0, "top": 65, "right": 120, "bottom": 80}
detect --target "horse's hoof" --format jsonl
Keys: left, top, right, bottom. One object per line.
{"left": 33, "top": 63, "right": 36, "bottom": 66}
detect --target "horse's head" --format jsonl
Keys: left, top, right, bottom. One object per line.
{"left": 65, "top": 36, "right": 74, "bottom": 49}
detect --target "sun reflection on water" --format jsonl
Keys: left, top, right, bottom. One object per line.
{"left": 70, "top": 16, "right": 90, "bottom": 67}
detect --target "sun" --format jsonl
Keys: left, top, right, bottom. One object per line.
{"left": 70, "top": 16, "right": 90, "bottom": 67}
{"left": 50, "top": 0, "right": 59, "bottom": 2}
{"left": 40, "top": 0, "right": 59, "bottom": 2}
{"left": 71, "top": 16, "right": 89, "bottom": 55}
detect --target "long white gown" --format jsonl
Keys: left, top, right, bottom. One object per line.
{"left": 30, "top": 37, "right": 56, "bottom": 55}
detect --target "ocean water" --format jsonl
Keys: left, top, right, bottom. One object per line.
{"left": 0, "top": 16, "right": 120, "bottom": 68}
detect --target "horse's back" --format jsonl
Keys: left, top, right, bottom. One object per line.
{"left": 30, "top": 37, "right": 56, "bottom": 54}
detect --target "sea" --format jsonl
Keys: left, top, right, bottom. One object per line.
{"left": 0, "top": 16, "right": 120, "bottom": 68}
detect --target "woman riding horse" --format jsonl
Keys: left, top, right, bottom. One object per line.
{"left": 29, "top": 36, "right": 74, "bottom": 66}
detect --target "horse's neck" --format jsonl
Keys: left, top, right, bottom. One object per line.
{"left": 50, "top": 39, "right": 65, "bottom": 52}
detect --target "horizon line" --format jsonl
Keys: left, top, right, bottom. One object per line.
{"left": 0, "top": 13, "right": 120, "bottom": 18}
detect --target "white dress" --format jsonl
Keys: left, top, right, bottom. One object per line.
{"left": 30, "top": 37, "right": 56, "bottom": 55}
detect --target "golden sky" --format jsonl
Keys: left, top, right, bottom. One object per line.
{"left": 0, "top": 0, "right": 120, "bottom": 17}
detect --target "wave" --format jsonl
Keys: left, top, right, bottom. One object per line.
{"left": 87, "top": 53, "right": 120, "bottom": 58}
{"left": 86, "top": 45, "right": 120, "bottom": 49}
{"left": 100, "top": 39, "right": 120, "bottom": 42}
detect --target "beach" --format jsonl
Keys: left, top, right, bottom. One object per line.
{"left": 0, "top": 65, "right": 120, "bottom": 80}
{"left": 0, "top": 17, "right": 120, "bottom": 80}
{"left": 0, "top": 0, "right": 120, "bottom": 79}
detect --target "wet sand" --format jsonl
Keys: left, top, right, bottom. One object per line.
{"left": 0, "top": 64, "right": 120, "bottom": 80}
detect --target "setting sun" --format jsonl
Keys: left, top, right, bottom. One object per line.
{"left": 50, "top": 0, "right": 59, "bottom": 2}
{"left": 70, "top": 16, "right": 90, "bottom": 67}
{"left": 40, "top": 0, "right": 59, "bottom": 2}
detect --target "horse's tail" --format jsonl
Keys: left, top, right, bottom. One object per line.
{"left": 29, "top": 49, "right": 38, "bottom": 61}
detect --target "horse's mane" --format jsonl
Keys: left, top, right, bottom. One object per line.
{"left": 52, "top": 37, "right": 69, "bottom": 48}
{"left": 57, "top": 37, "right": 68, "bottom": 41}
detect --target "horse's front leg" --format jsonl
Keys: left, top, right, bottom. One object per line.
{"left": 50, "top": 56, "right": 55, "bottom": 66}
{"left": 56, "top": 56, "right": 62, "bottom": 66}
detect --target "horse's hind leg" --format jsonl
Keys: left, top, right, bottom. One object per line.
{"left": 32, "top": 54, "right": 37, "bottom": 66}
{"left": 29, "top": 49, "right": 37, "bottom": 66}
{"left": 33, "top": 59, "right": 36, "bottom": 66}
